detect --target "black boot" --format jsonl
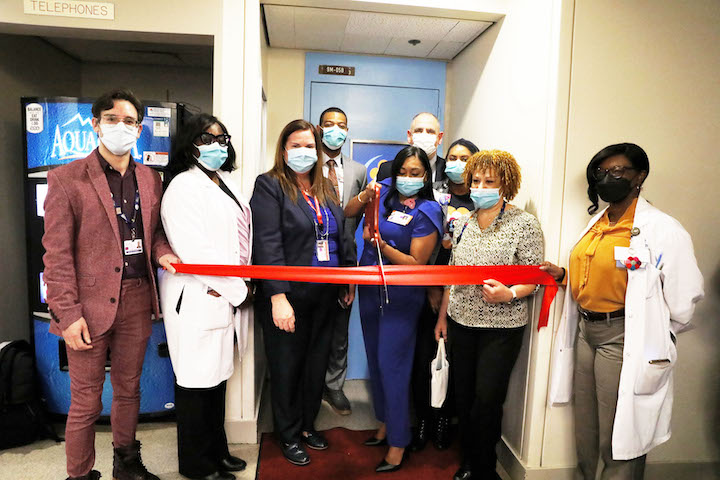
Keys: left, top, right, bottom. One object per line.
{"left": 113, "top": 440, "right": 160, "bottom": 480}
{"left": 409, "top": 417, "right": 429, "bottom": 451}
{"left": 67, "top": 470, "right": 101, "bottom": 480}
{"left": 432, "top": 413, "right": 451, "bottom": 450}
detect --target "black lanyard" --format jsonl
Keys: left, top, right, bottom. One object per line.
{"left": 113, "top": 189, "right": 140, "bottom": 240}
{"left": 456, "top": 200, "right": 506, "bottom": 244}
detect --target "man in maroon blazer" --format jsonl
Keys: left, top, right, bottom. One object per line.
{"left": 43, "top": 89, "right": 180, "bottom": 480}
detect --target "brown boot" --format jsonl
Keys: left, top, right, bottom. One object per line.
{"left": 112, "top": 441, "right": 159, "bottom": 480}
{"left": 67, "top": 470, "right": 101, "bottom": 480}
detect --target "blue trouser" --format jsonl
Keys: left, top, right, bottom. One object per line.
{"left": 358, "top": 284, "right": 424, "bottom": 448}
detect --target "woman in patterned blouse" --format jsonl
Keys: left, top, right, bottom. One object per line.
{"left": 434, "top": 150, "right": 544, "bottom": 480}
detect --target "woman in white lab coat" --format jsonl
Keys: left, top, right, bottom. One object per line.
{"left": 159, "top": 113, "right": 251, "bottom": 480}
{"left": 542, "top": 143, "right": 704, "bottom": 480}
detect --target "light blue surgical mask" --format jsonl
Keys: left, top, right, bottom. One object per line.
{"left": 470, "top": 187, "right": 501, "bottom": 210}
{"left": 196, "top": 142, "right": 228, "bottom": 171}
{"left": 444, "top": 160, "right": 466, "bottom": 184}
{"left": 395, "top": 176, "right": 425, "bottom": 197}
{"left": 321, "top": 125, "right": 347, "bottom": 150}
{"left": 286, "top": 147, "right": 318, "bottom": 174}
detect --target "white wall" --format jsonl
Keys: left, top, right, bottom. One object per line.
{"left": 264, "top": 48, "right": 306, "bottom": 167}
{"left": 446, "top": 0, "right": 563, "bottom": 462}
{"left": 81, "top": 63, "right": 212, "bottom": 115}
{"left": 0, "top": 33, "right": 81, "bottom": 341}
{"left": 543, "top": 0, "right": 720, "bottom": 469}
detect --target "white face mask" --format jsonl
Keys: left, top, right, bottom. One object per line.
{"left": 412, "top": 132, "right": 438, "bottom": 157}
{"left": 99, "top": 123, "right": 139, "bottom": 156}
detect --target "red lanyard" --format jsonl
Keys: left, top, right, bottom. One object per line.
{"left": 301, "top": 190, "right": 323, "bottom": 226}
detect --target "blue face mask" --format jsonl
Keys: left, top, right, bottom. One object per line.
{"left": 395, "top": 176, "right": 425, "bottom": 197}
{"left": 321, "top": 125, "right": 347, "bottom": 150}
{"left": 470, "top": 187, "right": 501, "bottom": 210}
{"left": 444, "top": 160, "right": 466, "bottom": 184}
{"left": 196, "top": 142, "right": 228, "bottom": 171}
{"left": 286, "top": 147, "right": 318, "bottom": 174}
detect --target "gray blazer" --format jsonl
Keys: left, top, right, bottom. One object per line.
{"left": 340, "top": 155, "right": 367, "bottom": 264}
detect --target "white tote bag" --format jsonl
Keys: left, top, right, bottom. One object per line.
{"left": 430, "top": 337, "right": 450, "bottom": 408}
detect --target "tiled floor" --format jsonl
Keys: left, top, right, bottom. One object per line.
{"left": 0, "top": 380, "right": 510, "bottom": 480}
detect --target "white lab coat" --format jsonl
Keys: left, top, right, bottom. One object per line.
{"left": 549, "top": 196, "right": 704, "bottom": 460}
{"left": 158, "top": 167, "right": 252, "bottom": 388}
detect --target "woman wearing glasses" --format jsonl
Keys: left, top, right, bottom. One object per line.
{"left": 542, "top": 143, "right": 703, "bottom": 480}
{"left": 159, "top": 113, "right": 250, "bottom": 480}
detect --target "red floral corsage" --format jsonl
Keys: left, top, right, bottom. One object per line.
{"left": 624, "top": 256, "right": 642, "bottom": 270}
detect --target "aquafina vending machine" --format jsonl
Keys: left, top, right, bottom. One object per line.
{"left": 22, "top": 96, "right": 184, "bottom": 417}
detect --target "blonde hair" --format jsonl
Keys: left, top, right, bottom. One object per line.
{"left": 463, "top": 149, "right": 522, "bottom": 200}
{"left": 269, "top": 119, "right": 337, "bottom": 205}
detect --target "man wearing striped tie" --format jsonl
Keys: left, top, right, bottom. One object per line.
{"left": 317, "top": 107, "right": 367, "bottom": 416}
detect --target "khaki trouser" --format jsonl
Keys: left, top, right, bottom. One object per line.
{"left": 574, "top": 317, "right": 647, "bottom": 480}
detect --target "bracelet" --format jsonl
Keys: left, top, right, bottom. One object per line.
{"left": 357, "top": 191, "right": 367, "bottom": 204}
{"left": 558, "top": 267, "right": 566, "bottom": 283}
{"left": 507, "top": 287, "right": 517, "bottom": 304}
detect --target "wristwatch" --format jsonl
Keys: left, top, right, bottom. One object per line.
{"left": 507, "top": 287, "right": 517, "bottom": 304}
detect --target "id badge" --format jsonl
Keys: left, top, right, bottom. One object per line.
{"left": 388, "top": 210, "right": 413, "bottom": 226}
{"left": 124, "top": 239, "right": 143, "bottom": 256}
{"left": 316, "top": 240, "right": 330, "bottom": 262}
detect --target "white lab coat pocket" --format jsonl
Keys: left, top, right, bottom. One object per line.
{"left": 645, "top": 264, "right": 663, "bottom": 299}
{"left": 634, "top": 338, "right": 676, "bottom": 396}
{"left": 430, "top": 338, "right": 450, "bottom": 408}
{"left": 182, "top": 282, "right": 233, "bottom": 331}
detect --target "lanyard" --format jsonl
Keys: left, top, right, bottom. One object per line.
{"left": 456, "top": 200, "right": 506, "bottom": 244}
{"left": 301, "top": 190, "right": 329, "bottom": 239}
{"left": 301, "top": 190, "right": 323, "bottom": 226}
{"left": 113, "top": 189, "right": 140, "bottom": 240}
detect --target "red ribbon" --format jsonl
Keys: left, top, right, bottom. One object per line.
{"left": 171, "top": 263, "right": 558, "bottom": 330}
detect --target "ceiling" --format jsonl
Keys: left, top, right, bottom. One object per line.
{"left": 263, "top": 5, "right": 493, "bottom": 60}
{"left": 41, "top": 37, "right": 213, "bottom": 68}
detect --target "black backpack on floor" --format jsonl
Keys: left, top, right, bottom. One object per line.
{"left": 0, "top": 340, "right": 61, "bottom": 450}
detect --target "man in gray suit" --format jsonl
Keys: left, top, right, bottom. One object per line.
{"left": 317, "top": 107, "right": 367, "bottom": 415}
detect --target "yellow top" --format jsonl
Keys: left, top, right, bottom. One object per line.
{"left": 569, "top": 198, "right": 638, "bottom": 312}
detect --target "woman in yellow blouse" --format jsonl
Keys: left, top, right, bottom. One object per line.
{"left": 542, "top": 143, "right": 704, "bottom": 480}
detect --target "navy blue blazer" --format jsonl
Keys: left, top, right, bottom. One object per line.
{"left": 250, "top": 173, "right": 350, "bottom": 299}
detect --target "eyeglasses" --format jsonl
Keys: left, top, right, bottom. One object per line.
{"left": 197, "top": 132, "right": 231, "bottom": 146}
{"left": 593, "top": 166, "right": 636, "bottom": 181}
{"left": 101, "top": 114, "right": 139, "bottom": 127}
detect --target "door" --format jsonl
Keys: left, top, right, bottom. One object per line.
{"left": 304, "top": 53, "right": 446, "bottom": 379}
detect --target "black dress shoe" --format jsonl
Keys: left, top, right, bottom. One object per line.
{"left": 409, "top": 418, "right": 429, "bottom": 451}
{"left": 363, "top": 436, "right": 387, "bottom": 447}
{"left": 453, "top": 465, "right": 472, "bottom": 480}
{"left": 219, "top": 455, "right": 247, "bottom": 472}
{"left": 281, "top": 441, "right": 311, "bottom": 466}
{"left": 432, "top": 414, "right": 451, "bottom": 450}
{"left": 191, "top": 472, "right": 235, "bottom": 480}
{"left": 301, "top": 430, "right": 329, "bottom": 450}
{"left": 375, "top": 450, "right": 409, "bottom": 473}
{"left": 323, "top": 388, "right": 352, "bottom": 415}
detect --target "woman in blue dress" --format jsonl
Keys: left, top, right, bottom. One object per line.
{"left": 345, "top": 146, "right": 443, "bottom": 473}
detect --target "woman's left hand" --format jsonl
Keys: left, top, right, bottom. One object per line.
{"left": 481, "top": 279, "right": 514, "bottom": 304}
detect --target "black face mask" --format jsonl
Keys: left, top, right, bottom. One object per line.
{"left": 596, "top": 177, "right": 633, "bottom": 203}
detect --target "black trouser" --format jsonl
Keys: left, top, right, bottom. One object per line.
{"left": 411, "top": 298, "right": 452, "bottom": 421}
{"left": 257, "top": 287, "right": 336, "bottom": 444}
{"left": 175, "top": 381, "right": 230, "bottom": 478}
{"left": 449, "top": 319, "right": 525, "bottom": 476}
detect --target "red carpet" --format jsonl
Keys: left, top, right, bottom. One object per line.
{"left": 257, "top": 428, "right": 461, "bottom": 480}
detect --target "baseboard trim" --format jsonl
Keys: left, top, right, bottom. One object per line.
{"left": 225, "top": 373, "right": 267, "bottom": 444}
{"left": 497, "top": 440, "right": 720, "bottom": 480}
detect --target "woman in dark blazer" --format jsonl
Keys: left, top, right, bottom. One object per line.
{"left": 250, "top": 119, "right": 350, "bottom": 467}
